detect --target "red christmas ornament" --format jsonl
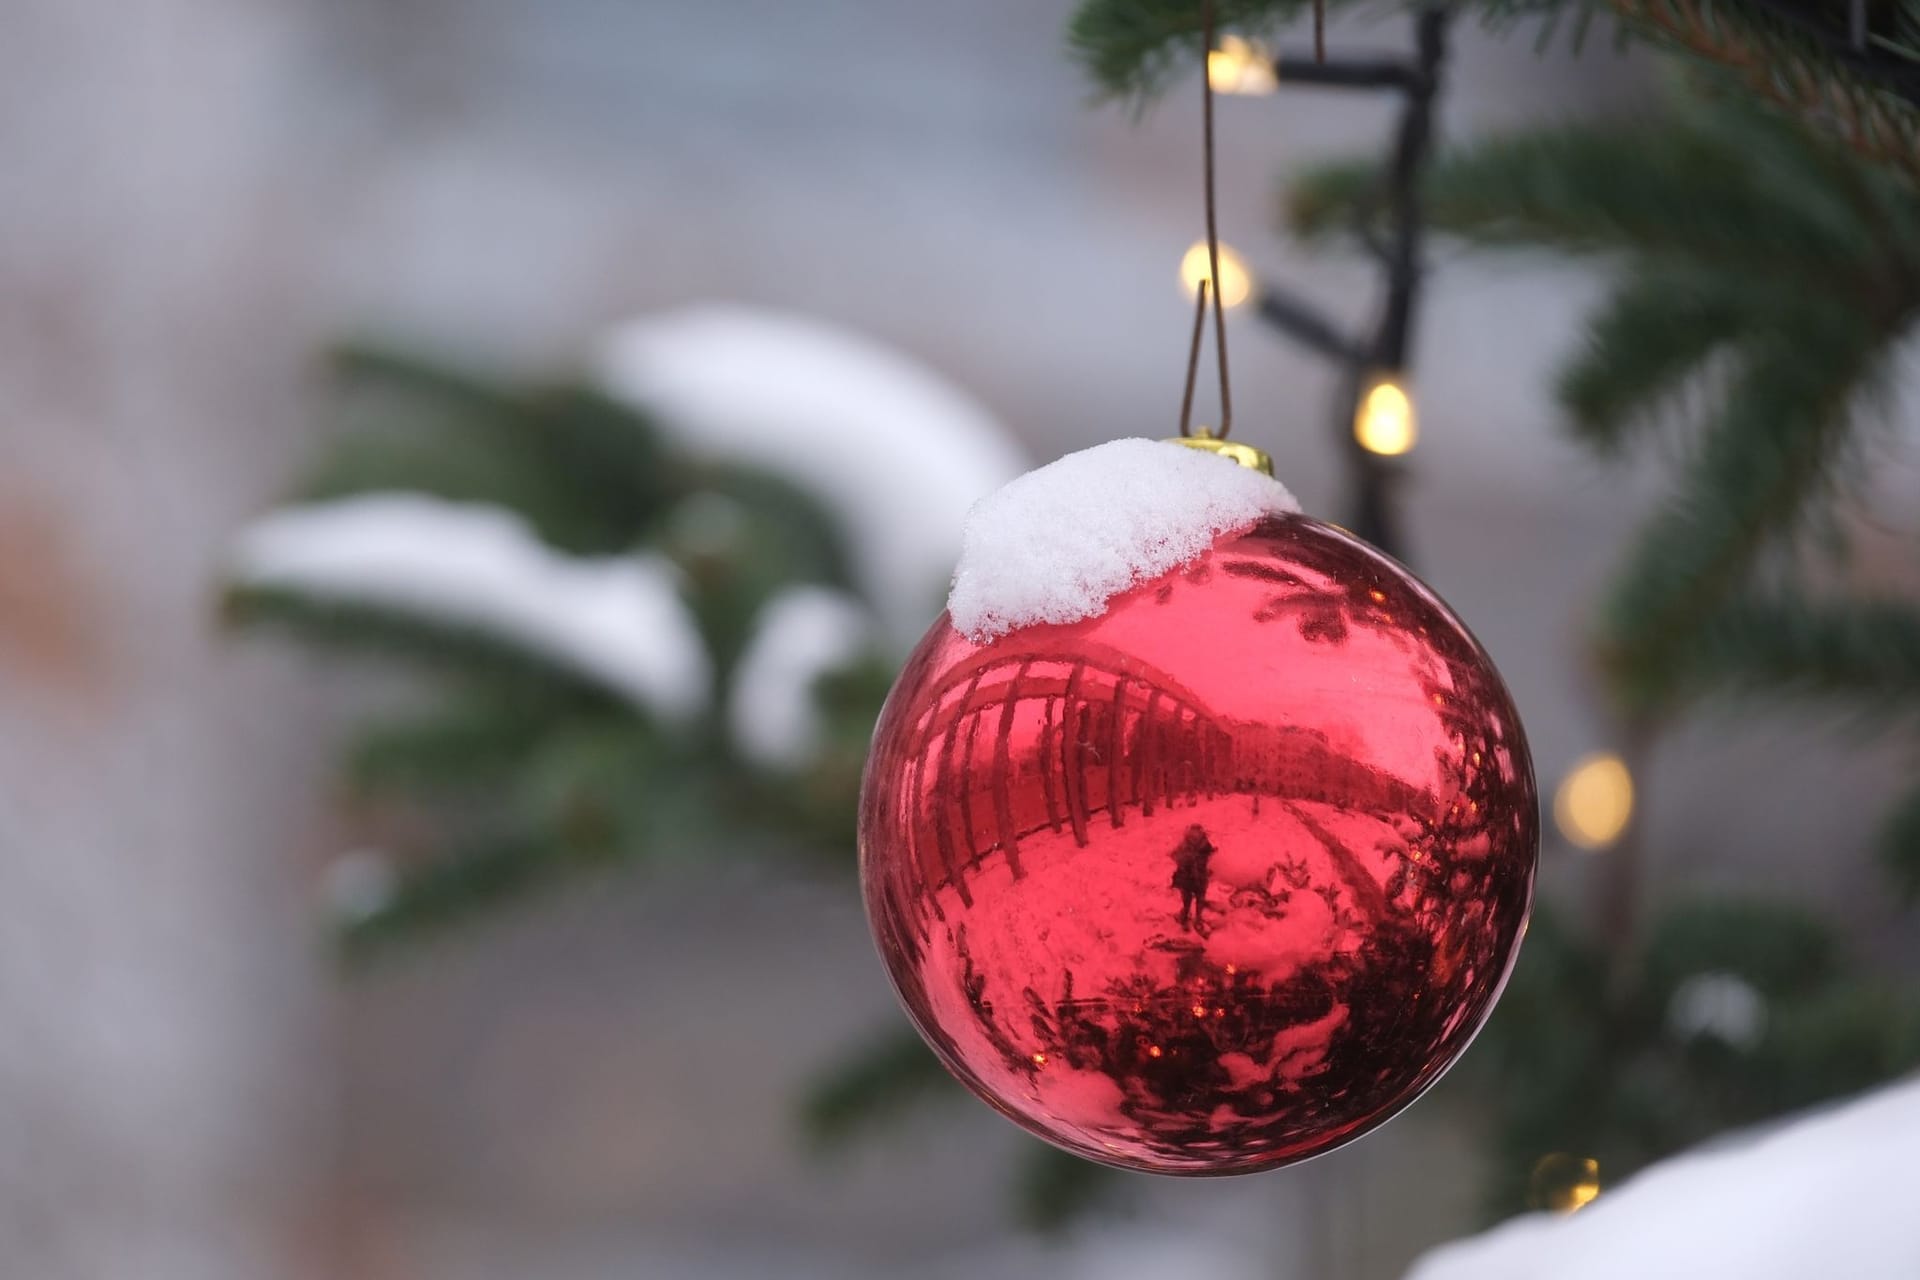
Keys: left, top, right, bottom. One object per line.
{"left": 860, "top": 504, "right": 1536, "bottom": 1175}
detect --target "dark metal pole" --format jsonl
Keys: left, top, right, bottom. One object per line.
{"left": 1341, "top": 2, "right": 1449, "bottom": 563}
{"left": 1245, "top": 3, "right": 1452, "bottom": 563}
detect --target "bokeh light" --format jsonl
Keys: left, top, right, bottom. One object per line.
{"left": 1529, "top": 1153, "right": 1602, "bottom": 1213}
{"left": 1554, "top": 751, "right": 1634, "bottom": 850}
{"left": 1179, "top": 240, "right": 1253, "bottom": 308}
{"left": 1207, "top": 35, "right": 1278, "bottom": 95}
{"left": 1354, "top": 376, "right": 1417, "bottom": 456}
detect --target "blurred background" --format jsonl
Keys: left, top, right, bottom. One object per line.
{"left": 3, "top": 1, "right": 1917, "bottom": 1277}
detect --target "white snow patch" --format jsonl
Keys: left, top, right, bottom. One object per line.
{"left": 229, "top": 494, "right": 710, "bottom": 721}
{"left": 730, "top": 587, "right": 873, "bottom": 769}
{"left": 1407, "top": 1075, "right": 1920, "bottom": 1280}
{"left": 595, "top": 303, "right": 1027, "bottom": 645}
{"left": 1667, "top": 971, "right": 1768, "bottom": 1050}
{"left": 321, "top": 849, "right": 397, "bottom": 925}
{"left": 947, "top": 438, "right": 1299, "bottom": 642}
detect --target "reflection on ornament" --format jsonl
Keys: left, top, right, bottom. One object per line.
{"left": 1179, "top": 241, "right": 1254, "bottom": 309}
{"left": 1553, "top": 751, "right": 1633, "bottom": 850}
{"left": 1529, "top": 1153, "right": 1602, "bottom": 1213}
{"left": 1355, "top": 376, "right": 1417, "bottom": 456}
{"left": 860, "top": 515, "right": 1537, "bottom": 1174}
{"left": 1207, "top": 35, "right": 1279, "bottom": 95}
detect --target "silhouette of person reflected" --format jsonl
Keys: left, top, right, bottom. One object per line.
{"left": 1169, "top": 823, "right": 1217, "bottom": 933}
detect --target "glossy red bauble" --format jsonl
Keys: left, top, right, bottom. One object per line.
{"left": 859, "top": 513, "right": 1536, "bottom": 1174}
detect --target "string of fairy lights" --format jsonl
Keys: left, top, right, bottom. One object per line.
{"left": 1178, "top": 9, "right": 1638, "bottom": 880}
{"left": 1182, "top": 8, "right": 1641, "bottom": 1216}
{"left": 1179, "top": 7, "right": 1447, "bottom": 566}
{"left": 1186, "top": 25, "right": 1621, "bottom": 1222}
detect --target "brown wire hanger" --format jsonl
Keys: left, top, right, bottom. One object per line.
{"left": 1178, "top": 0, "right": 1235, "bottom": 441}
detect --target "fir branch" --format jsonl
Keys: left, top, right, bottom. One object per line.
{"left": 514, "top": 382, "right": 679, "bottom": 539}
{"left": 800, "top": 1025, "right": 961, "bottom": 1147}
{"left": 1554, "top": 270, "right": 1757, "bottom": 451}
{"left": 1638, "top": 897, "right": 1840, "bottom": 1003}
{"left": 1015, "top": 1144, "right": 1127, "bottom": 1230}
{"left": 1069, "top": 0, "right": 1920, "bottom": 183}
{"left": 1879, "top": 783, "right": 1920, "bottom": 898}
{"left": 320, "top": 342, "right": 681, "bottom": 555}
{"left": 1598, "top": 309, "right": 1898, "bottom": 703}
{"left": 346, "top": 697, "right": 584, "bottom": 796}
{"left": 1608, "top": 0, "right": 1920, "bottom": 182}
{"left": 1286, "top": 115, "right": 1871, "bottom": 277}
{"left": 222, "top": 585, "right": 635, "bottom": 708}
{"left": 1748, "top": 986, "right": 1920, "bottom": 1107}
{"left": 328, "top": 340, "right": 533, "bottom": 418}
{"left": 293, "top": 428, "right": 645, "bottom": 556}
{"left": 337, "top": 832, "right": 612, "bottom": 960}
{"left": 1664, "top": 592, "right": 1920, "bottom": 716}
{"left": 516, "top": 721, "right": 710, "bottom": 856}
{"left": 1281, "top": 157, "right": 1382, "bottom": 240}
{"left": 1068, "top": 0, "right": 1301, "bottom": 103}
{"left": 337, "top": 727, "right": 702, "bottom": 955}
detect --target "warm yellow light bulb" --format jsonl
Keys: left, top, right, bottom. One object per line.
{"left": 1207, "top": 35, "right": 1278, "bottom": 95}
{"left": 1354, "top": 377, "right": 1417, "bottom": 456}
{"left": 1179, "top": 241, "right": 1253, "bottom": 309}
{"left": 1554, "top": 752, "right": 1634, "bottom": 851}
{"left": 1529, "top": 1154, "right": 1602, "bottom": 1214}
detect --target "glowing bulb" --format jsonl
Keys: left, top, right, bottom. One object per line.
{"left": 1554, "top": 751, "right": 1634, "bottom": 851}
{"left": 1354, "top": 376, "right": 1417, "bottom": 456}
{"left": 1529, "top": 1154, "right": 1602, "bottom": 1214}
{"left": 1179, "top": 241, "right": 1253, "bottom": 309}
{"left": 1207, "top": 35, "right": 1278, "bottom": 95}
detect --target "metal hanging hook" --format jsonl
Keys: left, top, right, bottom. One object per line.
{"left": 1174, "top": 0, "right": 1235, "bottom": 441}
{"left": 1178, "top": 278, "right": 1211, "bottom": 437}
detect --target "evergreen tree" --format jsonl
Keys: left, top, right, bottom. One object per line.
{"left": 1064, "top": 0, "right": 1920, "bottom": 1218}
{"left": 227, "top": 343, "right": 892, "bottom": 957}
{"left": 1288, "top": 89, "right": 1920, "bottom": 891}
{"left": 228, "top": 0, "right": 1920, "bottom": 1233}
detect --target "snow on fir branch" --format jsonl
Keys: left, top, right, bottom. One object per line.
{"left": 228, "top": 493, "right": 711, "bottom": 721}
{"left": 596, "top": 304, "right": 1026, "bottom": 645}
{"left": 729, "top": 586, "right": 873, "bottom": 769}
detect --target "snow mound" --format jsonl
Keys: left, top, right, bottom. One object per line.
{"left": 947, "top": 438, "right": 1298, "bottom": 642}
{"left": 229, "top": 494, "right": 710, "bottom": 721}
{"left": 595, "top": 304, "right": 1027, "bottom": 646}
{"left": 1408, "top": 1075, "right": 1920, "bottom": 1280}
{"left": 730, "top": 586, "right": 873, "bottom": 769}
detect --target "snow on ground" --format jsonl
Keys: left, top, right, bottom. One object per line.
{"left": 594, "top": 304, "right": 1028, "bottom": 645}
{"left": 228, "top": 493, "right": 711, "bottom": 721}
{"left": 1407, "top": 1073, "right": 1920, "bottom": 1280}
{"left": 729, "top": 585, "right": 873, "bottom": 769}
{"left": 947, "top": 439, "right": 1299, "bottom": 641}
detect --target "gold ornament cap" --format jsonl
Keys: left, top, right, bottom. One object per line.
{"left": 1163, "top": 430, "right": 1273, "bottom": 476}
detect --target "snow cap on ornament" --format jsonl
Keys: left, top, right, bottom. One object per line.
{"left": 948, "top": 437, "right": 1298, "bottom": 641}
